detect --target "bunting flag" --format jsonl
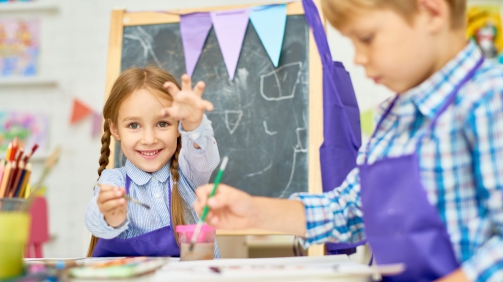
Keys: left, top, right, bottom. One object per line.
{"left": 180, "top": 12, "right": 213, "bottom": 77}
{"left": 250, "top": 4, "right": 287, "bottom": 67}
{"left": 211, "top": 8, "right": 250, "bottom": 80}
{"left": 70, "top": 98, "right": 93, "bottom": 125}
{"left": 91, "top": 111, "right": 102, "bottom": 137}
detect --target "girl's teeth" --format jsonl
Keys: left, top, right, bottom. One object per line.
{"left": 141, "top": 150, "right": 159, "bottom": 156}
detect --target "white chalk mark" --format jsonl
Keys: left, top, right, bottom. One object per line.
{"left": 225, "top": 110, "right": 243, "bottom": 135}
{"left": 279, "top": 145, "right": 307, "bottom": 198}
{"left": 296, "top": 128, "right": 307, "bottom": 150}
{"left": 136, "top": 25, "right": 154, "bottom": 43}
{"left": 237, "top": 68, "right": 249, "bottom": 90}
{"left": 244, "top": 161, "right": 273, "bottom": 177}
{"left": 263, "top": 121, "right": 277, "bottom": 135}
{"left": 123, "top": 27, "right": 161, "bottom": 66}
{"left": 260, "top": 62, "right": 302, "bottom": 101}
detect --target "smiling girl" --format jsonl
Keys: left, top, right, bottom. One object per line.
{"left": 85, "top": 66, "right": 220, "bottom": 258}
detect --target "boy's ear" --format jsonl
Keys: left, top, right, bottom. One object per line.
{"left": 108, "top": 120, "right": 121, "bottom": 141}
{"left": 417, "top": 0, "right": 449, "bottom": 32}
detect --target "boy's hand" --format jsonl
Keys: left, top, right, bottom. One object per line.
{"left": 194, "top": 184, "right": 258, "bottom": 230}
{"left": 163, "top": 74, "right": 214, "bottom": 132}
{"left": 97, "top": 184, "right": 127, "bottom": 228}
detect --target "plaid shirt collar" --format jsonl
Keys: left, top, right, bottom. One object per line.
{"left": 397, "top": 41, "right": 483, "bottom": 119}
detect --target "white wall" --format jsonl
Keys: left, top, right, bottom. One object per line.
{"left": 8, "top": 0, "right": 498, "bottom": 257}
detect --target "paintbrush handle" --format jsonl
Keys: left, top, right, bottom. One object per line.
{"left": 123, "top": 195, "right": 150, "bottom": 209}
{"left": 200, "top": 156, "right": 228, "bottom": 222}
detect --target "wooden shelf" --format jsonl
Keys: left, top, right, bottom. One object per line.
{"left": 0, "top": 2, "right": 59, "bottom": 13}
{"left": 246, "top": 235, "right": 296, "bottom": 248}
{"left": 0, "top": 77, "right": 58, "bottom": 87}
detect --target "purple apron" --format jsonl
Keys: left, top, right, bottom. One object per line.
{"left": 92, "top": 175, "right": 180, "bottom": 257}
{"left": 302, "top": 0, "right": 364, "bottom": 255}
{"left": 359, "top": 57, "right": 484, "bottom": 281}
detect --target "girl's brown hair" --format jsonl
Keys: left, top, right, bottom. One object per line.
{"left": 87, "top": 66, "right": 186, "bottom": 257}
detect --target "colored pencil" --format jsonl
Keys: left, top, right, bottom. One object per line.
{"left": 5, "top": 143, "right": 12, "bottom": 161}
{"left": 10, "top": 137, "right": 18, "bottom": 162}
{"left": 10, "top": 161, "right": 24, "bottom": 198}
{"left": 0, "top": 162, "right": 12, "bottom": 197}
{"left": 0, "top": 160, "right": 5, "bottom": 185}
{"left": 14, "top": 165, "right": 28, "bottom": 198}
{"left": 21, "top": 147, "right": 61, "bottom": 211}
{"left": 15, "top": 148, "right": 24, "bottom": 166}
{"left": 23, "top": 144, "right": 39, "bottom": 163}
{"left": 5, "top": 148, "right": 25, "bottom": 197}
{"left": 19, "top": 163, "right": 31, "bottom": 198}
{"left": 4, "top": 161, "right": 17, "bottom": 198}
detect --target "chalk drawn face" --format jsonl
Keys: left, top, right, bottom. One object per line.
{"left": 110, "top": 88, "right": 180, "bottom": 173}
{"left": 339, "top": 9, "right": 439, "bottom": 94}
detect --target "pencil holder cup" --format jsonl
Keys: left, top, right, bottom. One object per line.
{"left": 176, "top": 224, "right": 215, "bottom": 261}
{"left": 0, "top": 199, "right": 30, "bottom": 279}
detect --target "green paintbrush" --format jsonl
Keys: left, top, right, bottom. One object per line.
{"left": 189, "top": 156, "right": 228, "bottom": 251}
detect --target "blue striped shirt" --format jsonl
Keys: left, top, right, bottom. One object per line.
{"left": 85, "top": 114, "right": 221, "bottom": 258}
{"left": 290, "top": 41, "right": 503, "bottom": 281}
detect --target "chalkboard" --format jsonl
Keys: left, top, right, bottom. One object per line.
{"left": 105, "top": 3, "right": 324, "bottom": 210}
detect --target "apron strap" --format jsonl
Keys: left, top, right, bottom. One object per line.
{"left": 302, "top": 0, "right": 332, "bottom": 66}
{"left": 125, "top": 175, "right": 131, "bottom": 194}
{"left": 302, "top": 0, "right": 357, "bottom": 140}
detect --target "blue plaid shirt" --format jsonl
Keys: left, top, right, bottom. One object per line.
{"left": 290, "top": 41, "right": 503, "bottom": 281}
{"left": 85, "top": 115, "right": 221, "bottom": 258}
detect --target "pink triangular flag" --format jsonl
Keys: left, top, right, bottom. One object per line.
{"left": 92, "top": 112, "right": 102, "bottom": 137}
{"left": 180, "top": 12, "right": 213, "bottom": 77}
{"left": 211, "top": 8, "right": 250, "bottom": 80}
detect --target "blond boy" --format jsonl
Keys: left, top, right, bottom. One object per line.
{"left": 195, "top": 0, "right": 503, "bottom": 281}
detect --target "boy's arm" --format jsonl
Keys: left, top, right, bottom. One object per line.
{"left": 194, "top": 166, "right": 364, "bottom": 246}
{"left": 85, "top": 170, "right": 130, "bottom": 239}
{"left": 460, "top": 88, "right": 503, "bottom": 281}
{"left": 178, "top": 114, "right": 220, "bottom": 189}
{"left": 288, "top": 167, "right": 365, "bottom": 248}
{"left": 194, "top": 183, "right": 307, "bottom": 235}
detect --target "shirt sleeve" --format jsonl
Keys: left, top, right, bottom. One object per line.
{"left": 178, "top": 114, "right": 220, "bottom": 190}
{"left": 84, "top": 169, "right": 130, "bottom": 239}
{"left": 289, "top": 166, "right": 366, "bottom": 249}
{"left": 460, "top": 88, "right": 503, "bottom": 282}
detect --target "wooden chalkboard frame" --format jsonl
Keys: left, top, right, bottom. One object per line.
{"left": 105, "top": 1, "right": 325, "bottom": 256}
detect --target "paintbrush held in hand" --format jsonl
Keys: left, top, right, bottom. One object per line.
{"left": 123, "top": 195, "right": 150, "bottom": 210}
{"left": 189, "top": 156, "right": 229, "bottom": 252}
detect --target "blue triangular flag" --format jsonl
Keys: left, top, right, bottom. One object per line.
{"left": 250, "top": 4, "right": 287, "bottom": 67}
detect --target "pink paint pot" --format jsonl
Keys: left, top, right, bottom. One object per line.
{"left": 176, "top": 224, "right": 215, "bottom": 261}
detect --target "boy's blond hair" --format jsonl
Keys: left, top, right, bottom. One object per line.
{"left": 321, "top": 0, "right": 466, "bottom": 30}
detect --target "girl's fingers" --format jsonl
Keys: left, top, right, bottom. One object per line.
{"left": 200, "top": 100, "right": 214, "bottom": 112}
{"left": 164, "top": 82, "right": 180, "bottom": 96}
{"left": 181, "top": 74, "right": 192, "bottom": 91}
{"left": 162, "top": 105, "right": 184, "bottom": 120}
{"left": 98, "top": 185, "right": 124, "bottom": 204}
{"left": 101, "top": 198, "right": 126, "bottom": 212}
{"left": 194, "top": 81, "right": 206, "bottom": 97}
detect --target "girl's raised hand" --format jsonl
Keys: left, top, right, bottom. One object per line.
{"left": 97, "top": 184, "right": 128, "bottom": 228}
{"left": 162, "top": 74, "right": 214, "bottom": 131}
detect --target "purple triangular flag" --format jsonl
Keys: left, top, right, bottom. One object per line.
{"left": 92, "top": 111, "right": 102, "bottom": 138}
{"left": 211, "top": 8, "right": 250, "bottom": 80}
{"left": 180, "top": 12, "right": 213, "bottom": 77}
